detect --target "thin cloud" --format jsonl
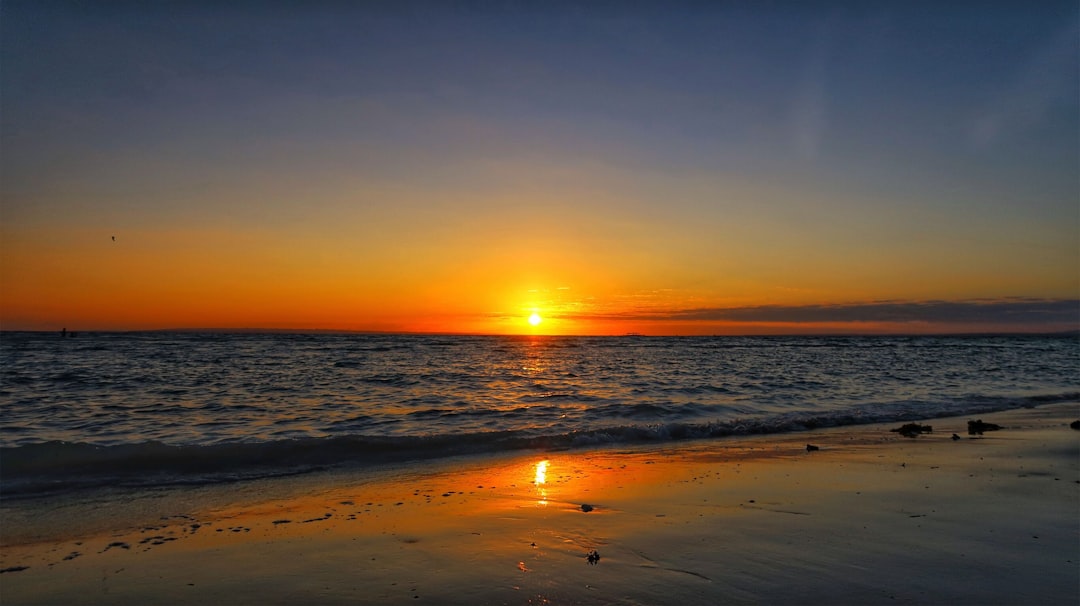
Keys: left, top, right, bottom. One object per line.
{"left": 559, "top": 298, "right": 1079, "bottom": 326}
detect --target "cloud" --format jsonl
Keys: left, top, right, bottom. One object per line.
{"left": 560, "top": 298, "right": 1079, "bottom": 326}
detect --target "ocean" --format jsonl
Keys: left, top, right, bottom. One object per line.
{"left": 1, "top": 332, "right": 1077, "bottom": 496}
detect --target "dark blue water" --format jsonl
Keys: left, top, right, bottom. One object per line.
{"left": 1, "top": 332, "right": 1077, "bottom": 494}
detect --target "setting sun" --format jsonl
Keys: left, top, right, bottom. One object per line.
{"left": 528, "top": 313, "right": 542, "bottom": 326}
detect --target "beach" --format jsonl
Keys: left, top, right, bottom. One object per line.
{"left": 4, "top": 2, "right": 1078, "bottom": 603}
{"left": 2, "top": 403, "right": 1078, "bottom": 605}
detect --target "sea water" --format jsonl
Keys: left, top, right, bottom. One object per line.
{"left": 1, "top": 332, "right": 1076, "bottom": 495}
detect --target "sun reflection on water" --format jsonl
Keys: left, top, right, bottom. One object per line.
{"left": 519, "top": 336, "right": 549, "bottom": 373}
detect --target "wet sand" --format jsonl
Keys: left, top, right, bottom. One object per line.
{"left": 2, "top": 403, "right": 1078, "bottom": 605}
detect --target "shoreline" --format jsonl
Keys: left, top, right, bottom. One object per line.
{"left": 2, "top": 403, "right": 1078, "bottom": 604}
{"left": 5, "top": 390, "right": 1078, "bottom": 499}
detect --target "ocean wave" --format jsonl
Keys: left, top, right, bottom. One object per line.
{"left": 3, "top": 391, "right": 1075, "bottom": 498}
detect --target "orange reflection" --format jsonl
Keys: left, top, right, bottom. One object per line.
{"left": 534, "top": 460, "right": 548, "bottom": 485}
{"left": 534, "top": 460, "right": 549, "bottom": 506}
{"left": 520, "top": 337, "right": 547, "bottom": 373}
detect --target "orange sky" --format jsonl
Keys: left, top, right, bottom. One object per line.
{"left": 2, "top": 212, "right": 1076, "bottom": 334}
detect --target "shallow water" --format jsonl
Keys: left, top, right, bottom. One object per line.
{"left": 1, "top": 332, "right": 1076, "bottom": 493}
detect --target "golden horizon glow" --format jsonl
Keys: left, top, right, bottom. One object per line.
{"left": 0, "top": 218, "right": 1075, "bottom": 336}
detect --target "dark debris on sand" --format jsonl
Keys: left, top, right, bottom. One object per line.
{"left": 891, "top": 423, "right": 933, "bottom": 438}
{"left": 968, "top": 420, "right": 1003, "bottom": 435}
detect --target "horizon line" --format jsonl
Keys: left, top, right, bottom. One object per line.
{"left": 3, "top": 327, "right": 1078, "bottom": 338}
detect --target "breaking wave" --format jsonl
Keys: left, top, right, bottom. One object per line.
{"left": 3, "top": 391, "right": 1075, "bottom": 498}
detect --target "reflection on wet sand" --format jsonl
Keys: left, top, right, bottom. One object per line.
{"left": 3, "top": 405, "right": 1076, "bottom": 605}
{"left": 534, "top": 459, "right": 548, "bottom": 506}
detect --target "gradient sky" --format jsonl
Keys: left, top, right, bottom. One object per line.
{"left": 2, "top": 1, "right": 1077, "bottom": 335}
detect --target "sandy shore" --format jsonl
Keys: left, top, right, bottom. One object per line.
{"left": 2, "top": 403, "right": 1078, "bottom": 605}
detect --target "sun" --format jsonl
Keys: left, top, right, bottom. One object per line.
{"left": 528, "top": 313, "right": 543, "bottom": 326}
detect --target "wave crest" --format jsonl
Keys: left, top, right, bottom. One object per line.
{"left": 3, "top": 391, "right": 1075, "bottom": 498}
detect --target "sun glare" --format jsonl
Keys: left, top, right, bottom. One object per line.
{"left": 534, "top": 459, "right": 549, "bottom": 506}
{"left": 534, "top": 460, "right": 548, "bottom": 485}
{"left": 528, "top": 313, "right": 542, "bottom": 326}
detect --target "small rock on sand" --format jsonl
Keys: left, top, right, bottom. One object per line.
{"left": 891, "top": 423, "right": 933, "bottom": 438}
{"left": 968, "top": 419, "right": 1002, "bottom": 435}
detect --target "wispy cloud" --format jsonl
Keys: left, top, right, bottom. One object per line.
{"left": 558, "top": 298, "right": 1079, "bottom": 326}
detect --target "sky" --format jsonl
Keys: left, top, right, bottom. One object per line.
{"left": 1, "top": 1, "right": 1077, "bottom": 335}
